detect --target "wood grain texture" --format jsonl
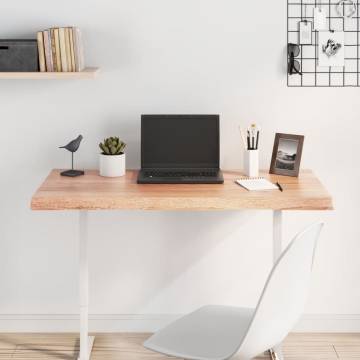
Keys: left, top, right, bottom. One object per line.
{"left": 31, "top": 169, "right": 333, "bottom": 211}
{"left": 0, "top": 332, "right": 358, "bottom": 359}
{"left": 0, "top": 67, "right": 99, "bottom": 79}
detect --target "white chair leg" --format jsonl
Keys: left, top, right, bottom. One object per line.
{"left": 231, "top": 355, "right": 251, "bottom": 360}
{"left": 270, "top": 343, "right": 284, "bottom": 360}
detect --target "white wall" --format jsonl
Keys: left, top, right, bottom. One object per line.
{"left": 0, "top": 0, "right": 359, "bottom": 332}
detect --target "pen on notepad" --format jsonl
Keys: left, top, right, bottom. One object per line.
{"left": 276, "top": 182, "right": 283, "bottom": 192}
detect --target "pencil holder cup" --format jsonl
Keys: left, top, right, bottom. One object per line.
{"left": 244, "top": 149, "right": 259, "bottom": 177}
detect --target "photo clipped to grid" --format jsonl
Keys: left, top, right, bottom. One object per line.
{"left": 287, "top": 0, "right": 360, "bottom": 87}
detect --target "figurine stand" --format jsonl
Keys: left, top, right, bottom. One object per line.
{"left": 61, "top": 153, "right": 84, "bottom": 177}
{"left": 61, "top": 169, "right": 85, "bottom": 177}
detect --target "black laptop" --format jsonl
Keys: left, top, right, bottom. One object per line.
{"left": 137, "top": 115, "right": 224, "bottom": 184}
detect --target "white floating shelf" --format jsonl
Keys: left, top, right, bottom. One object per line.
{"left": 0, "top": 67, "right": 99, "bottom": 79}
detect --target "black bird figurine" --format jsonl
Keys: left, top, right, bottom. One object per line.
{"left": 59, "top": 135, "right": 84, "bottom": 177}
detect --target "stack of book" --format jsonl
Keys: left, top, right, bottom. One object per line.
{"left": 37, "top": 27, "right": 84, "bottom": 72}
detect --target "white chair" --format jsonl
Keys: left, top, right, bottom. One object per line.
{"left": 144, "top": 223, "right": 323, "bottom": 360}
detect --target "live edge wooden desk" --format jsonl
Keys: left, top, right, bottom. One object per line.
{"left": 31, "top": 169, "right": 333, "bottom": 360}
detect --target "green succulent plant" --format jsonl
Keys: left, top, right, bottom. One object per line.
{"left": 99, "top": 137, "right": 126, "bottom": 155}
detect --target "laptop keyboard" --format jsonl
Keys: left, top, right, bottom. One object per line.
{"left": 145, "top": 170, "right": 218, "bottom": 178}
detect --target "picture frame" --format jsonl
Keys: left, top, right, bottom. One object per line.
{"left": 318, "top": 31, "right": 344, "bottom": 68}
{"left": 270, "top": 133, "right": 304, "bottom": 177}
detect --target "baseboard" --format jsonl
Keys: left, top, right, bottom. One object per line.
{"left": 295, "top": 314, "right": 360, "bottom": 332}
{"left": 0, "top": 313, "right": 359, "bottom": 333}
{"left": 0, "top": 314, "right": 180, "bottom": 332}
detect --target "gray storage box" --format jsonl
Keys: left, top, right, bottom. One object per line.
{"left": 0, "top": 39, "right": 38, "bottom": 72}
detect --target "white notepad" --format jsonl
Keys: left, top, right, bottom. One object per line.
{"left": 236, "top": 177, "right": 278, "bottom": 191}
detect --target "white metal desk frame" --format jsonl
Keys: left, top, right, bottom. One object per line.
{"left": 77, "top": 210, "right": 285, "bottom": 360}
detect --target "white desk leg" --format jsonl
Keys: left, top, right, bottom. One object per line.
{"left": 78, "top": 211, "right": 95, "bottom": 360}
{"left": 273, "top": 210, "right": 283, "bottom": 264}
{"left": 270, "top": 210, "right": 284, "bottom": 360}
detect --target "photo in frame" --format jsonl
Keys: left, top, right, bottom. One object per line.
{"left": 270, "top": 133, "right": 304, "bottom": 177}
{"left": 318, "top": 31, "right": 344, "bottom": 68}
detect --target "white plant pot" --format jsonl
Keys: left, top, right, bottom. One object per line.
{"left": 99, "top": 153, "right": 126, "bottom": 177}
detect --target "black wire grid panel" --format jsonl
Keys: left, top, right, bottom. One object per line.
{"left": 287, "top": 0, "right": 360, "bottom": 87}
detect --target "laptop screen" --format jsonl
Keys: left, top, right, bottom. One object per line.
{"left": 141, "top": 115, "right": 220, "bottom": 169}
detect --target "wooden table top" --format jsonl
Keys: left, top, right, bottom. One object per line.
{"left": 31, "top": 169, "right": 333, "bottom": 211}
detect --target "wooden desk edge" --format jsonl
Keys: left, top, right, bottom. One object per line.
{"left": 30, "top": 169, "right": 334, "bottom": 211}
{"left": 31, "top": 198, "right": 334, "bottom": 211}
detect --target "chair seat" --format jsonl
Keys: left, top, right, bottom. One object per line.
{"left": 144, "top": 305, "right": 255, "bottom": 360}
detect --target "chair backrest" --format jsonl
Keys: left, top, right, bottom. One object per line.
{"left": 238, "top": 223, "right": 323, "bottom": 359}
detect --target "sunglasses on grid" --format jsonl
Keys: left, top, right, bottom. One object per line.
{"left": 288, "top": 43, "right": 302, "bottom": 75}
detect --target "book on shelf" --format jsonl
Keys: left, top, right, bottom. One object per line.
{"left": 58, "top": 28, "right": 68, "bottom": 72}
{"left": 36, "top": 26, "right": 85, "bottom": 72}
{"left": 50, "top": 29, "right": 58, "bottom": 72}
{"left": 36, "top": 32, "right": 46, "bottom": 72}
{"left": 69, "top": 27, "right": 75, "bottom": 72}
{"left": 64, "top": 27, "right": 72, "bottom": 71}
{"left": 54, "top": 28, "right": 62, "bottom": 72}
{"left": 43, "top": 30, "right": 53, "bottom": 72}
{"left": 73, "top": 27, "right": 85, "bottom": 71}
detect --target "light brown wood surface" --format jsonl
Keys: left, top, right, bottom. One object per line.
{"left": 31, "top": 169, "right": 333, "bottom": 211}
{"left": 0, "top": 332, "right": 358, "bottom": 359}
{"left": 0, "top": 67, "right": 99, "bottom": 79}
